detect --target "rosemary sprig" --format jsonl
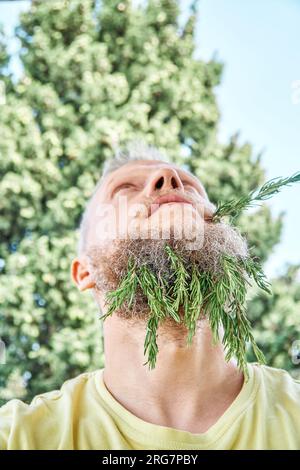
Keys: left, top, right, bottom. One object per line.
{"left": 143, "top": 314, "right": 159, "bottom": 370}
{"left": 165, "top": 244, "right": 190, "bottom": 319}
{"left": 212, "top": 172, "right": 300, "bottom": 222}
{"left": 103, "top": 246, "right": 268, "bottom": 375}
{"left": 239, "top": 256, "right": 272, "bottom": 295}
{"left": 165, "top": 247, "right": 206, "bottom": 346}
{"left": 137, "top": 263, "right": 179, "bottom": 369}
{"left": 219, "top": 254, "right": 266, "bottom": 377}
{"left": 100, "top": 257, "right": 138, "bottom": 321}
{"left": 185, "top": 265, "right": 203, "bottom": 345}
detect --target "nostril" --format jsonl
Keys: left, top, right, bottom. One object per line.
{"left": 155, "top": 176, "right": 164, "bottom": 190}
{"left": 171, "top": 176, "right": 178, "bottom": 189}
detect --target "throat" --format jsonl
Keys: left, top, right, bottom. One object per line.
{"left": 102, "top": 315, "right": 244, "bottom": 434}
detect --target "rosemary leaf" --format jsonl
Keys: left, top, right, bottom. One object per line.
{"left": 212, "top": 172, "right": 300, "bottom": 222}
{"left": 100, "top": 257, "right": 137, "bottom": 321}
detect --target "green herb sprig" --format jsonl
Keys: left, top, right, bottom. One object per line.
{"left": 212, "top": 172, "right": 300, "bottom": 222}
{"left": 102, "top": 245, "right": 270, "bottom": 378}
{"left": 138, "top": 264, "right": 179, "bottom": 369}
{"left": 99, "top": 257, "right": 138, "bottom": 322}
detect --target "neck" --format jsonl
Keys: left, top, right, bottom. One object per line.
{"left": 102, "top": 314, "right": 244, "bottom": 433}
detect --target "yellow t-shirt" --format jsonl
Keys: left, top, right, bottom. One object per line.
{"left": 0, "top": 363, "right": 300, "bottom": 450}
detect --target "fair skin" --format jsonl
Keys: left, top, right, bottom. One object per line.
{"left": 72, "top": 160, "right": 244, "bottom": 433}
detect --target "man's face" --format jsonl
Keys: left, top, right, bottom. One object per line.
{"left": 73, "top": 158, "right": 248, "bottom": 336}
{"left": 85, "top": 160, "right": 216, "bottom": 247}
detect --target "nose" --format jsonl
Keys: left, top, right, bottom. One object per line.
{"left": 146, "top": 168, "right": 184, "bottom": 196}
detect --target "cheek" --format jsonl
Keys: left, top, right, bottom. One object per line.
{"left": 205, "top": 200, "right": 216, "bottom": 216}
{"left": 93, "top": 215, "right": 118, "bottom": 242}
{"left": 99, "top": 203, "right": 148, "bottom": 240}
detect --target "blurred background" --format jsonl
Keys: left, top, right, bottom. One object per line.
{"left": 0, "top": 0, "right": 299, "bottom": 404}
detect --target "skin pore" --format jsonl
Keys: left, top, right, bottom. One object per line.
{"left": 71, "top": 160, "right": 244, "bottom": 434}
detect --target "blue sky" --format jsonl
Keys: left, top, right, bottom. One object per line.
{"left": 195, "top": 0, "right": 300, "bottom": 277}
{"left": 0, "top": 0, "right": 299, "bottom": 277}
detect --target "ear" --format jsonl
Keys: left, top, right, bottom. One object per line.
{"left": 71, "top": 257, "right": 95, "bottom": 292}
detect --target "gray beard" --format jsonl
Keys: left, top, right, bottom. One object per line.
{"left": 86, "top": 220, "right": 249, "bottom": 322}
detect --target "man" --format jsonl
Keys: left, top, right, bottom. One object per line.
{"left": 1, "top": 141, "right": 300, "bottom": 450}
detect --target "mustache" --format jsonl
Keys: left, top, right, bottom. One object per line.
{"left": 139, "top": 189, "right": 215, "bottom": 220}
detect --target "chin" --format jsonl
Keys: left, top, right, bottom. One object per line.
{"left": 153, "top": 205, "right": 203, "bottom": 237}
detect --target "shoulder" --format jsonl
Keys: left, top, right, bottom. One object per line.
{"left": 252, "top": 363, "right": 300, "bottom": 415}
{"left": 0, "top": 370, "right": 101, "bottom": 450}
{"left": 255, "top": 363, "right": 300, "bottom": 395}
{"left": 249, "top": 364, "right": 300, "bottom": 447}
{"left": 3, "top": 369, "right": 98, "bottom": 411}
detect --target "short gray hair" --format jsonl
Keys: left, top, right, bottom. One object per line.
{"left": 77, "top": 139, "right": 169, "bottom": 255}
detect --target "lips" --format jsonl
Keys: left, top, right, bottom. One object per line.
{"left": 149, "top": 194, "right": 193, "bottom": 217}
